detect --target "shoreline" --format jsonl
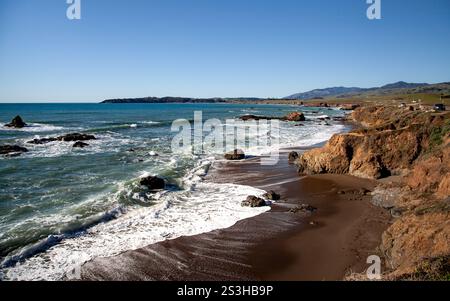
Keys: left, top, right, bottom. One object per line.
{"left": 81, "top": 144, "right": 392, "bottom": 280}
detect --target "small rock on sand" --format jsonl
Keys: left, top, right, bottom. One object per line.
{"left": 241, "top": 196, "right": 267, "bottom": 208}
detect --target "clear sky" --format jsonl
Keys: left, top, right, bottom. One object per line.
{"left": 0, "top": 0, "right": 449, "bottom": 102}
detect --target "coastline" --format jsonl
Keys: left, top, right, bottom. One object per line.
{"left": 81, "top": 146, "right": 392, "bottom": 280}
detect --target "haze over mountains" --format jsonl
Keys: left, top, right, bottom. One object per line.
{"left": 102, "top": 81, "right": 450, "bottom": 103}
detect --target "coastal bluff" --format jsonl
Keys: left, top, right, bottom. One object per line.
{"left": 294, "top": 105, "right": 450, "bottom": 280}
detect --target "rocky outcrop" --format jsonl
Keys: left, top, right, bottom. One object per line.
{"left": 239, "top": 112, "right": 305, "bottom": 122}
{"left": 0, "top": 145, "right": 29, "bottom": 155}
{"left": 296, "top": 106, "right": 450, "bottom": 180}
{"left": 224, "top": 149, "right": 245, "bottom": 160}
{"left": 283, "top": 112, "right": 305, "bottom": 122}
{"left": 241, "top": 196, "right": 267, "bottom": 207}
{"left": 309, "top": 105, "right": 450, "bottom": 280}
{"left": 4, "top": 116, "right": 27, "bottom": 128}
{"left": 140, "top": 176, "right": 165, "bottom": 190}
{"left": 28, "top": 133, "right": 96, "bottom": 145}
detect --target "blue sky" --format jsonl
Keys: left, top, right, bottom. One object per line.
{"left": 0, "top": 0, "right": 449, "bottom": 102}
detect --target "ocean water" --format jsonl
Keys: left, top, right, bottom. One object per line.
{"left": 0, "top": 103, "right": 345, "bottom": 280}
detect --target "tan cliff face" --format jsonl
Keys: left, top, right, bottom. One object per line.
{"left": 296, "top": 106, "right": 449, "bottom": 180}
{"left": 295, "top": 105, "right": 450, "bottom": 280}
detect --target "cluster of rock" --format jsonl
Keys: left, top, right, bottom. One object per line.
{"left": 27, "top": 133, "right": 96, "bottom": 148}
{"left": 239, "top": 111, "right": 306, "bottom": 122}
{"left": 0, "top": 145, "right": 29, "bottom": 156}
{"left": 241, "top": 190, "right": 281, "bottom": 208}
{"left": 1, "top": 116, "right": 98, "bottom": 156}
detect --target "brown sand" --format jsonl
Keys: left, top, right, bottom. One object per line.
{"left": 81, "top": 150, "right": 391, "bottom": 281}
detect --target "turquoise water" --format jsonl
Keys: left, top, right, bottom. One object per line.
{"left": 0, "top": 103, "right": 345, "bottom": 280}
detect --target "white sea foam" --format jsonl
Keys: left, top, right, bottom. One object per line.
{"left": 1, "top": 176, "right": 268, "bottom": 281}
{"left": 141, "top": 121, "right": 161, "bottom": 125}
{"left": 20, "top": 133, "right": 133, "bottom": 159}
{"left": 0, "top": 123, "right": 65, "bottom": 132}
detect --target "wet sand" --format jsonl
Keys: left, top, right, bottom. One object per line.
{"left": 81, "top": 149, "right": 391, "bottom": 281}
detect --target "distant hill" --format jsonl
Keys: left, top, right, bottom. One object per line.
{"left": 101, "top": 81, "right": 450, "bottom": 104}
{"left": 101, "top": 96, "right": 269, "bottom": 104}
{"left": 284, "top": 87, "right": 366, "bottom": 100}
{"left": 284, "top": 81, "right": 450, "bottom": 100}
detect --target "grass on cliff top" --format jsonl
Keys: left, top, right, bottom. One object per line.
{"left": 325, "top": 93, "right": 446, "bottom": 105}
{"left": 251, "top": 93, "right": 448, "bottom": 106}
{"left": 429, "top": 118, "right": 450, "bottom": 150}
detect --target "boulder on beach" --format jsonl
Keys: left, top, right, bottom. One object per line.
{"left": 241, "top": 196, "right": 267, "bottom": 208}
{"left": 5, "top": 116, "right": 27, "bottom": 128}
{"left": 140, "top": 176, "right": 165, "bottom": 190}
{"left": 224, "top": 149, "right": 245, "bottom": 160}
{"left": 263, "top": 190, "right": 281, "bottom": 201}
{"left": 73, "top": 141, "right": 89, "bottom": 148}
{"left": 283, "top": 112, "right": 306, "bottom": 122}
{"left": 288, "top": 151, "right": 299, "bottom": 162}
{"left": 0, "top": 145, "right": 29, "bottom": 155}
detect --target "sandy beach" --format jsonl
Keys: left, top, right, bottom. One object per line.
{"left": 80, "top": 149, "right": 392, "bottom": 281}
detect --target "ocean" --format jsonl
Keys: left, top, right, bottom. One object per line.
{"left": 0, "top": 103, "right": 345, "bottom": 280}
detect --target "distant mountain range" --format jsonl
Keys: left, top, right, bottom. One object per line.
{"left": 101, "top": 81, "right": 450, "bottom": 103}
{"left": 284, "top": 81, "right": 449, "bottom": 100}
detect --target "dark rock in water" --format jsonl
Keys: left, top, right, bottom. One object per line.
{"left": 288, "top": 151, "right": 299, "bottom": 162}
{"left": 224, "top": 149, "right": 245, "bottom": 160}
{"left": 241, "top": 196, "right": 267, "bottom": 207}
{"left": 5, "top": 116, "right": 27, "bottom": 128}
{"left": 73, "top": 141, "right": 89, "bottom": 148}
{"left": 58, "top": 133, "right": 96, "bottom": 142}
{"left": 27, "top": 137, "right": 58, "bottom": 145}
{"left": 140, "top": 176, "right": 165, "bottom": 190}
{"left": 294, "top": 123, "right": 305, "bottom": 127}
{"left": 0, "top": 145, "right": 29, "bottom": 155}
{"left": 290, "top": 204, "right": 317, "bottom": 214}
{"left": 263, "top": 190, "right": 281, "bottom": 201}
{"left": 27, "top": 133, "right": 96, "bottom": 145}
{"left": 239, "top": 115, "right": 267, "bottom": 121}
